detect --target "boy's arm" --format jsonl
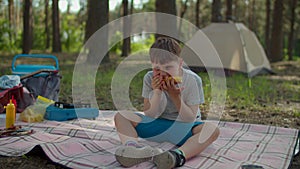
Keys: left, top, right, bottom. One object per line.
{"left": 162, "top": 79, "right": 198, "bottom": 122}
{"left": 143, "top": 89, "right": 164, "bottom": 118}
{"left": 143, "top": 72, "right": 166, "bottom": 118}
{"left": 169, "top": 94, "right": 198, "bottom": 122}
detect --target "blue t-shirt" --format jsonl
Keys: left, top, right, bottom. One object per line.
{"left": 142, "top": 68, "right": 204, "bottom": 121}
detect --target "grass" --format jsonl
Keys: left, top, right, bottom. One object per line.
{"left": 1, "top": 53, "right": 299, "bottom": 126}
{"left": 65, "top": 58, "right": 299, "bottom": 114}
{"left": 1, "top": 54, "right": 299, "bottom": 169}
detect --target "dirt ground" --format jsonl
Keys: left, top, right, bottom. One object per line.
{"left": 0, "top": 60, "right": 299, "bottom": 169}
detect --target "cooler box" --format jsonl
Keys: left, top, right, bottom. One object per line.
{"left": 45, "top": 102, "right": 99, "bottom": 121}
{"left": 12, "top": 54, "right": 59, "bottom": 77}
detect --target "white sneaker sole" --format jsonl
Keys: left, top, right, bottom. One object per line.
{"left": 153, "top": 151, "right": 176, "bottom": 169}
{"left": 115, "top": 146, "right": 175, "bottom": 168}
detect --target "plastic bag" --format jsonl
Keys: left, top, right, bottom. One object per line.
{"left": 19, "top": 96, "right": 54, "bottom": 122}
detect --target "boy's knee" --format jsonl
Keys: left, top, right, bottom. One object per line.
{"left": 114, "top": 112, "right": 140, "bottom": 127}
{"left": 114, "top": 112, "right": 124, "bottom": 123}
{"left": 212, "top": 127, "right": 220, "bottom": 141}
{"left": 205, "top": 123, "right": 220, "bottom": 142}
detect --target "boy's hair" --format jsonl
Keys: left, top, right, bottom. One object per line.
{"left": 149, "top": 37, "right": 181, "bottom": 64}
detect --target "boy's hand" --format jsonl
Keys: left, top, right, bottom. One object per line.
{"left": 151, "top": 74, "right": 162, "bottom": 90}
{"left": 161, "top": 77, "right": 184, "bottom": 97}
{"left": 152, "top": 69, "right": 183, "bottom": 93}
{"left": 152, "top": 68, "right": 163, "bottom": 90}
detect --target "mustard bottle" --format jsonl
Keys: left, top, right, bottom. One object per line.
{"left": 5, "top": 99, "right": 15, "bottom": 128}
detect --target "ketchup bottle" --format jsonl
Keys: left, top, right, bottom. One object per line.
{"left": 5, "top": 99, "right": 15, "bottom": 128}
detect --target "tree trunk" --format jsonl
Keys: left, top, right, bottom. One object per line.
{"left": 85, "top": 0, "right": 109, "bottom": 63}
{"left": 52, "top": 0, "right": 62, "bottom": 52}
{"left": 233, "top": 0, "right": 239, "bottom": 21}
{"left": 265, "top": 0, "right": 271, "bottom": 56}
{"left": 66, "top": 0, "right": 71, "bottom": 14}
{"left": 130, "top": 0, "right": 134, "bottom": 15}
{"left": 179, "top": 0, "right": 189, "bottom": 37}
{"left": 195, "top": 0, "right": 201, "bottom": 28}
{"left": 45, "top": 0, "right": 50, "bottom": 49}
{"left": 22, "top": 0, "right": 33, "bottom": 54}
{"left": 121, "top": 0, "right": 131, "bottom": 57}
{"left": 65, "top": 0, "right": 71, "bottom": 51}
{"left": 211, "top": 0, "right": 222, "bottom": 22}
{"left": 269, "top": 0, "right": 284, "bottom": 62}
{"left": 155, "top": 0, "right": 178, "bottom": 39}
{"left": 85, "top": 0, "right": 101, "bottom": 43}
{"left": 16, "top": 0, "right": 21, "bottom": 33}
{"left": 226, "top": 0, "right": 233, "bottom": 21}
{"left": 99, "top": 0, "right": 109, "bottom": 62}
{"left": 129, "top": 0, "right": 133, "bottom": 54}
{"left": 248, "top": 0, "right": 256, "bottom": 31}
{"left": 288, "top": 0, "right": 297, "bottom": 61}
{"left": 8, "top": 0, "right": 14, "bottom": 43}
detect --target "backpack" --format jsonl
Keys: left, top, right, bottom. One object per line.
{"left": 21, "top": 70, "right": 61, "bottom": 101}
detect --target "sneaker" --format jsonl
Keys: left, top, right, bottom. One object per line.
{"left": 115, "top": 146, "right": 163, "bottom": 167}
{"left": 115, "top": 146, "right": 182, "bottom": 169}
{"left": 153, "top": 150, "right": 176, "bottom": 169}
{"left": 124, "top": 140, "right": 143, "bottom": 148}
{"left": 153, "top": 149, "right": 186, "bottom": 169}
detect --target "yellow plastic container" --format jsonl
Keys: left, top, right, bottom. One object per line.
{"left": 5, "top": 100, "right": 15, "bottom": 128}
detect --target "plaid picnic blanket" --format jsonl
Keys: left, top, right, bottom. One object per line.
{"left": 0, "top": 111, "right": 298, "bottom": 169}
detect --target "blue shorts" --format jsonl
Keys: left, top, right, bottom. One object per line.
{"left": 135, "top": 114, "right": 204, "bottom": 146}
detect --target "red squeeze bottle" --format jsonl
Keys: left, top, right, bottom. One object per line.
{"left": 11, "top": 95, "right": 17, "bottom": 121}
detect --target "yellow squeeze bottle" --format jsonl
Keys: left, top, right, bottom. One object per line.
{"left": 5, "top": 100, "right": 15, "bottom": 128}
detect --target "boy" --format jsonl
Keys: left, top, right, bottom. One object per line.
{"left": 114, "top": 37, "right": 219, "bottom": 168}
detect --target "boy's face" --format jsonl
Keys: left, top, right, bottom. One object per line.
{"left": 152, "top": 60, "right": 182, "bottom": 77}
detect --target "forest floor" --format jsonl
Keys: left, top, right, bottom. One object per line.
{"left": 0, "top": 59, "right": 299, "bottom": 169}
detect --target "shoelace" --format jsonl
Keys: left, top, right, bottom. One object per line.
{"left": 150, "top": 148, "right": 156, "bottom": 161}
